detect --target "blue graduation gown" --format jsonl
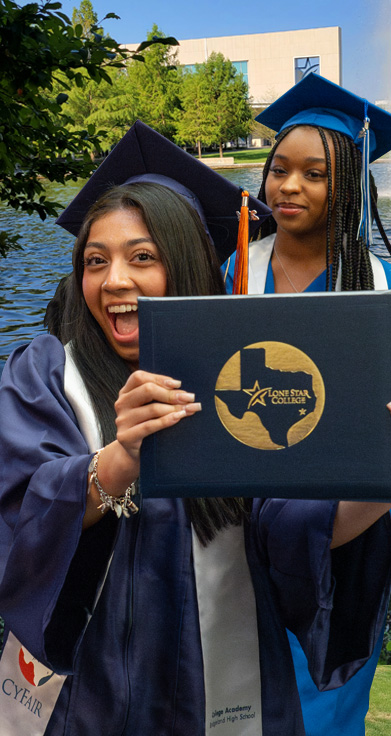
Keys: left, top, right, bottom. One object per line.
{"left": 0, "top": 335, "right": 390, "bottom": 735}
{"left": 287, "top": 627, "right": 385, "bottom": 736}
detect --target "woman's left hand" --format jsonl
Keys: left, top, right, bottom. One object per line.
{"left": 83, "top": 370, "right": 201, "bottom": 529}
{"left": 114, "top": 369, "right": 201, "bottom": 461}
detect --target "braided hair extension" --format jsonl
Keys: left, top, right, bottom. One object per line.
{"left": 327, "top": 130, "right": 345, "bottom": 289}
{"left": 370, "top": 169, "right": 391, "bottom": 257}
{"left": 343, "top": 137, "right": 374, "bottom": 289}
{"left": 257, "top": 125, "right": 391, "bottom": 290}
{"left": 317, "top": 127, "right": 334, "bottom": 291}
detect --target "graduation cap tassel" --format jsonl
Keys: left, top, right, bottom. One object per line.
{"left": 232, "top": 190, "right": 250, "bottom": 294}
{"left": 357, "top": 102, "right": 373, "bottom": 247}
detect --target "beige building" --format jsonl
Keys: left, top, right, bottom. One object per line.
{"left": 376, "top": 100, "right": 391, "bottom": 113}
{"left": 125, "top": 26, "right": 341, "bottom": 107}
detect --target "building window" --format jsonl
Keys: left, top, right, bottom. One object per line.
{"left": 294, "top": 57, "right": 320, "bottom": 84}
{"left": 232, "top": 60, "right": 248, "bottom": 85}
{"left": 183, "top": 64, "right": 197, "bottom": 73}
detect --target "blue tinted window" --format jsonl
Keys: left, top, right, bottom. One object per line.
{"left": 232, "top": 60, "right": 248, "bottom": 85}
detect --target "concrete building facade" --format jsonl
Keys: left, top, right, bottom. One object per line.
{"left": 125, "top": 27, "right": 342, "bottom": 106}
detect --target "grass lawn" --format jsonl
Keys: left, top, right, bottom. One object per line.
{"left": 366, "top": 666, "right": 391, "bottom": 735}
{"left": 197, "top": 148, "right": 271, "bottom": 164}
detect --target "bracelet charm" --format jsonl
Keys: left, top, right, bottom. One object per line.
{"left": 88, "top": 450, "right": 139, "bottom": 518}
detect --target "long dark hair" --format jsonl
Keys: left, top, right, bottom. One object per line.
{"left": 48, "top": 182, "right": 245, "bottom": 545}
{"left": 59, "top": 182, "right": 225, "bottom": 444}
{"left": 257, "top": 125, "right": 391, "bottom": 290}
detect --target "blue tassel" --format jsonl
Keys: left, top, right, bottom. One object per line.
{"left": 357, "top": 101, "right": 373, "bottom": 247}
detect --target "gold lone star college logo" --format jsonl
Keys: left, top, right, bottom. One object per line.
{"left": 214, "top": 341, "right": 325, "bottom": 450}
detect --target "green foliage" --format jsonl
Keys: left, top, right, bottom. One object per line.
{"left": 51, "top": 65, "right": 139, "bottom": 147}
{"left": 0, "top": 0, "right": 126, "bottom": 232}
{"left": 51, "top": 24, "right": 181, "bottom": 147}
{"left": 176, "top": 52, "right": 252, "bottom": 156}
{"left": 366, "top": 666, "right": 391, "bottom": 735}
{"left": 175, "top": 68, "right": 216, "bottom": 156}
{"left": 251, "top": 105, "right": 277, "bottom": 144}
{"left": 72, "top": 0, "right": 99, "bottom": 37}
{"left": 378, "top": 596, "right": 391, "bottom": 664}
{"left": 0, "top": 2, "right": 178, "bottom": 256}
{"left": 124, "top": 24, "right": 181, "bottom": 141}
{"left": 0, "top": 230, "right": 22, "bottom": 258}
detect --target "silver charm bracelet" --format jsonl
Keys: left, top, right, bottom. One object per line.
{"left": 88, "top": 450, "right": 139, "bottom": 518}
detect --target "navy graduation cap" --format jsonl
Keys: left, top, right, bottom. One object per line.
{"left": 255, "top": 72, "right": 391, "bottom": 162}
{"left": 56, "top": 120, "right": 271, "bottom": 263}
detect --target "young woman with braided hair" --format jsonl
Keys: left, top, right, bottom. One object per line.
{"left": 224, "top": 75, "right": 391, "bottom": 295}
{"left": 257, "top": 125, "right": 391, "bottom": 291}
{"left": 224, "top": 73, "right": 391, "bottom": 736}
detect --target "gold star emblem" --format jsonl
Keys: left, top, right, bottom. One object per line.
{"left": 243, "top": 381, "right": 272, "bottom": 410}
{"left": 299, "top": 408, "right": 307, "bottom": 416}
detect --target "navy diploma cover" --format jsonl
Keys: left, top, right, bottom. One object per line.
{"left": 138, "top": 292, "right": 391, "bottom": 500}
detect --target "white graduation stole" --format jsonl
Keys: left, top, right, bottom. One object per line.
{"left": 192, "top": 525, "right": 262, "bottom": 735}
{"left": 0, "top": 631, "right": 66, "bottom": 735}
{"left": 63, "top": 342, "right": 102, "bottom": 452}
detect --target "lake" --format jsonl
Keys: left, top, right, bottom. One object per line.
{"left": 1, "top": 163, "right": 391, "bottom": 373}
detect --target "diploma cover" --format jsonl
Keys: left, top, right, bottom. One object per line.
{"left": 138, "top": 292, "right": 391, "bottom": 500}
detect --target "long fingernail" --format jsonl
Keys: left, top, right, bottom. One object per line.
{"left": 185, "top": 402, "right": 202, "bottom": 413}
{"left": 164, "top": 378, "right": 182, "bottom": 388}
{"left": 172, "top": 409, "right": 186, "bottom": 420}
{"left": 176, "top": 391, "right": 195, "bottom": 403}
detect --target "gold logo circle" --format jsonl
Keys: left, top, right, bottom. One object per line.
{"left": 215, "top": 341, "right": 325, "bottom": 450}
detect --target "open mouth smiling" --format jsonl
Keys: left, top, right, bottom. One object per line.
{"left": 107, "top": 304, "right": 138, "bottom": 314}
{"left": 107, "top": 303, "right": 139, "bottom": 339}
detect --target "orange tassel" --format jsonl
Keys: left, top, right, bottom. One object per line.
{"left": 232, "top": 190, "right": 249, "bottom": 294}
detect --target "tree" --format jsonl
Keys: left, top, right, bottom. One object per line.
{"left": 251, "top": 113, "right": 276, "bottom": 146}
{"left": 175, "top": 68, "right": 217, "bottom": 158}
{"left": 251, "top": 94, "right": 277, "bottom": 146}
{"left": 54, "top": 24, "right": 180, "bottom": 149}
{"left": 125, "top": 24, "right": 181, "bottom": 141}
{"left": 59, "top": 66, "right": 140, "bottom": 148}
{"left": 204, "top": 52, "right": 252, "bottom": 157}
{"left": 0, "top": 1, "right": 177, "bottom": 256}
{"left": 176, "top": 52, "right": 252, "bottom": 157}
{"left": 72, "top": 0, "right": 99, "bottom": 37}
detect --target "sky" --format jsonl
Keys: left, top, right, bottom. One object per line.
{"left": 59, "top": 0, "right": 391, "bottom": 102}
